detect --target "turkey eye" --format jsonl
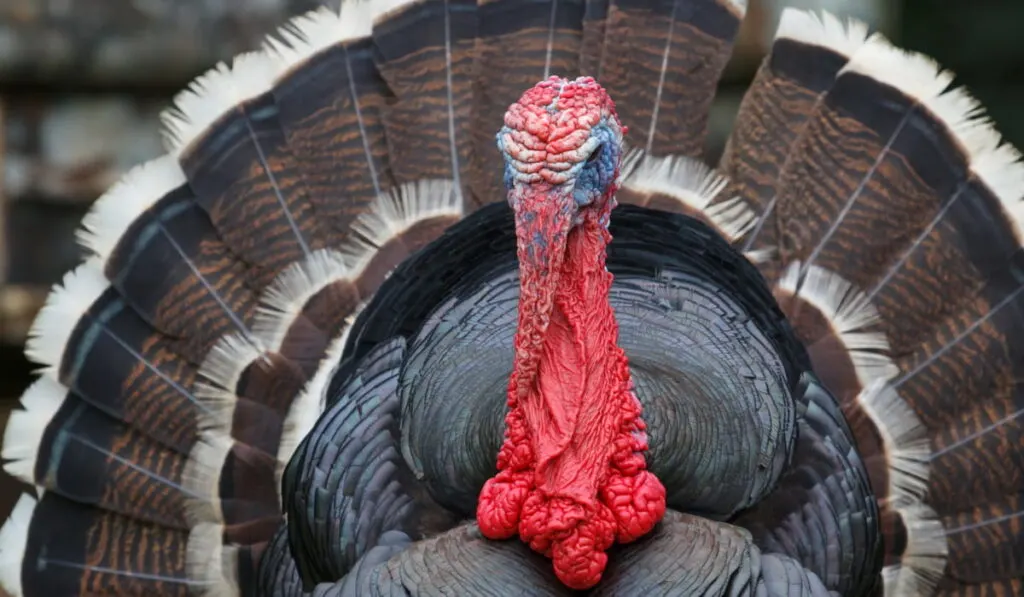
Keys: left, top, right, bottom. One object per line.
{"left": 586, "top": 146, "right": 602, "bottom": 164}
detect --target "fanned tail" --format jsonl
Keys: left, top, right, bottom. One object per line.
{"left": 468, "top": 0, "right": 585, "bottom": 208}
{"left": 591, "top": 0, "right": 747, "bottom": 159}
{"left": 575, "top": 0, "right": 767, "bottom": 247}
{"left": 0, "top": 1, "right": 488, "bottom": 595}
{"left": 724, "top": 8, "right": 1024, "bottom": 595}
{"left": 718, "top": 9, "right": 870, "bottom": 279}
{"left": 10, "top": 1, "right": 1022, "bottom": 595}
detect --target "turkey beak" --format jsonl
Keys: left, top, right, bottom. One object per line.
{"left": 510, "top": 184, "right": 575, "bottom": 396}
{"left": 512, "top": 185, "right": 576, "bottom": 277}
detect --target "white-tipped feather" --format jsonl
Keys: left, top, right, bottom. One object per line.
{"left": 620, "top": 152, "right": 758, "bottom": 241}
{"left": 197, "top": 333, "right": 266, "bottom": 393}
{"left": 24, "top": 258, "right": 110, "bottom": 373}
{"left": 841, "top": 35, "right": 959, "bottom": 117}
{"left": 775, "top": 9, "right": 870, "bottom": 58}
{"left": 276, "top": 319, "right": 362, "bottom": 471}
{"left": 371, "top": 0, "right": 420, "bottom": 23}
{"left": 2, "top": 377, "right": 67, "bottom": 483}
{"left": 744, "top": 246, "right": 776, "bottom": 265}
{"left": 186, "top": 523, "right": 241, "bottom": 597}
{"left": 263, "top": 3, "right": 374, "bottom": 80}
{"left": 254, "top": 249, "right": 354, "bottom": 351}
{"left": 0, "top": 494, "right": 36, "bottom": 597}
{"left": 724, "top": 0, "right": 748, "bottom": 15}
{"left": 777, "top": 262, "right": 900, "bottom": 386}
{"left": 77, "top": 154, "right": 188, "bottom": 260}
{"left": 961, "top": 126, "right": 1024, "bottom": 240}
{"left": 183, "top": 433, "right": 237, "bottom": 523}
{"left": 254, "top": 180, "right": 463, "bottom": 355}
{"left": 350, "top": 179, "right": 464, "bottom": 250}
{"left": 161, "top": 51, "right": 277, "bottom": 156}
{"left": 192, "top": 334, "right": 267, "bottom": 457}
{"left": 842, "top": 34, "right": 1024, "bottom": 239}
{"left": 882, "top": 505, "right": 948, "bottom": 597}
{"left": 855, "top": 380, "right": 931, "bottom": 506}
{"left": 191, "top": 383, "right": 238, "bottom": 439}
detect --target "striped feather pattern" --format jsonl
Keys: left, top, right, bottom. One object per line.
{"left": 468, "top": 0, "right": 586, "bottom": 207}
{"left": 0, "top": 1, "right": 1019, "bottom": 596}
{"left": 724, "top": 11, "right": 1024, "bottom": 595}
{"left": 593, "top": 0, "right": 746, "bottom": 158}
{"left": 719, "top": 11, "right": 869, "bottom": 276}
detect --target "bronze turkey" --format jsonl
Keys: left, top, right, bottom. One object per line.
{"left": 0, "top": 0, "right": 1021, "bottom": 595}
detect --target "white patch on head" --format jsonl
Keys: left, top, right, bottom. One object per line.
{"left": 777, "top": 262, "right": 899, "bottom": 387}
{"left": 620, "top": 151, "right": 757, "bottom": 241}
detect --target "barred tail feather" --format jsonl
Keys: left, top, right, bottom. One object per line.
{"left": 724, "top": 9, "right": 1024, "bottom": 594}
{"left": 0, "top": 3, "right": 494, "bottom": 595}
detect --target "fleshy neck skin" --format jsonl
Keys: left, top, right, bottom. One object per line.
{"left": 476, "top": 76, "right": 666, "bottom": 591}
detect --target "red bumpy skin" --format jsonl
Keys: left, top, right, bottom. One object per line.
{"left": 476, "top": 77, "right": 667, "bottom": 590}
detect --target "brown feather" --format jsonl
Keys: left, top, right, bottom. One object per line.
{"left": 373, "top": 0, "right": 478, "bottom": 210}
{"left": 596, "top": 0, "right": 744, "bottom": 159}
{"left": 724, "top": 21, "right": 1024, "bottom": 592}
{"left": 4, "top": 3, "right": 1024, "bottom": 595}
{"left": 469, "top": 0, "right": 585, "bottom": 206}
{"left": 718, "top": 11, "right": 869, "bottom": 279}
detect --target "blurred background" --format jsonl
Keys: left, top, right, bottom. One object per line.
{"left": 0, "top": 0, "right": 1020, "bottom": 579}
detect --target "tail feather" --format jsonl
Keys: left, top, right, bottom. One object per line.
{"left": 24, "top": 260, "right": 213, "bottom": 456}
{"left": 725, "top": 10, "right": 1024, "bottom": 594}
{"left": 3, "top": 377, "right": 218, "bottom": 529}
{"left": 942, "top": 495, "right": 1024, "bottom": 584}
{"left": 468, "top": 0, "right": 585, "bottom": 207}
{"left": 1, "top": 3, "right": 495, "bottom": 595}
{"left": 163, "top": 53, "right": 334, "bottom": 291}
{"left": 80, "top": 155, "right": 259, "bottom": 367}
{"left": 262, "top": 4, "right": 396, "bottom": 243}
{"left": 0, "top": 492, "right": 237, "bottom": 597}
{"left": 616, "top": 152, "right": 758, "bottom": 244}
{"left": 579, "top": 0, "right": 610, "bottom": 77}
{"left": 718, "top": 9, "right": 869, "bottom": 273}
{"left": 371, "top": 0, "right": 478, "bottom": 209}
{"left": 595, "top": 0, "right": 746, "bottom": 159}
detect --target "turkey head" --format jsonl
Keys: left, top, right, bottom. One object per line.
{"left": 476, "top": 76, "right": 667, "bottom": 590}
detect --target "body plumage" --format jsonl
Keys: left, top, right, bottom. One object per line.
{"left": 0, "top": 1, "right": 1020, "bottom": 595}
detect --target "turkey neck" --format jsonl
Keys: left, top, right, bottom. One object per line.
{"left": 512, "top": 203, "right": 638, "bottom": 502}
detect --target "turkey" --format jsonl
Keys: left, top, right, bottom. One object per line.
{"left": 0, "top": 0, "right": 1021, "bottom": 594}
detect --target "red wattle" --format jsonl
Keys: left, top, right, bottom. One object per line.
{"left": 476, "top": 212, "right": 667, "bottom": 590}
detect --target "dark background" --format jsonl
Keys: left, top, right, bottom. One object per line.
{"left": 0, "top": 2, "right": 1019, "bottom": 585}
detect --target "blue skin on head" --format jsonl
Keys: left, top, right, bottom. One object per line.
{"left": 498, "top": 121, "right": 620, "bottom": 227}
